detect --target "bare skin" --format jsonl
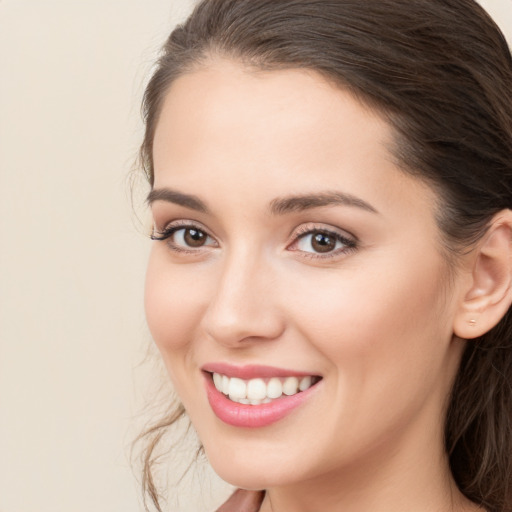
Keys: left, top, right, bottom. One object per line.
{"left": 146, "top": 59, "right": 510, "bottom": 512}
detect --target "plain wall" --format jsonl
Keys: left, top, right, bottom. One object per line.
{"left": 0, "top": 1, "right": 510, "bottom": 511}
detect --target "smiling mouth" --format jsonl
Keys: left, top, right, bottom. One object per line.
{"left": 209, "top": 372, "right": 322, "bottom": 405}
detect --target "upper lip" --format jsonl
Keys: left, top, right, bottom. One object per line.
{"left": 201, "top": 362, "right": 319, "bottom": 380}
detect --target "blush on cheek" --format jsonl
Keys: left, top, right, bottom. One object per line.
{"left": 144, "top": 264, "right": 187, "bottom": 351}
{"left": 145, "top": 285, "right": 194, "bottom": 351}
{"left": 289, "top": 252, "right": 447, "bottom": 367}
{"left": 144, "top": 251, "right": 215, "bottom": 353}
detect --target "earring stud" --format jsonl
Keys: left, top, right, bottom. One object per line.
{"left": 469, "top": 319, "right": 477, "bottom": 327}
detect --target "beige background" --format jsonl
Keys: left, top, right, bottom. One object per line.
{"left": 0, "top": 1, "right": 510, "bottom": 511}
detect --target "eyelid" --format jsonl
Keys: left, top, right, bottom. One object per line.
{"left": 150, "top": 219, "right": 219, "bottom": 250}
{"left": 151, "top": 219, "right": 357, "bottom": 259}
{"left": 287, "top": 223, "right": 358, "bottom": 258}
{"left": 291, "top": 222, "right": 357, "bottom": 242}
{"left": 152, "top": 219, "right": 211, "bottom": 237}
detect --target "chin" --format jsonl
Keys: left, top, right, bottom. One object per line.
{"left": 202, "top": 437, "right": 304, "bottom": 490}
{"left": 210, "top": 461, "right": 285, "bottom": 491}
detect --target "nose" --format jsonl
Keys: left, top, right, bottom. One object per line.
{"left": 200, "top": 249, "right": 285, "bottom": 347}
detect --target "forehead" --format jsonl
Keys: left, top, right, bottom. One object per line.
{"left": 152, "top": 59, "right": 437, "bottom": 221}
{"left": 155, "top": 60, "right": 387, "bottom": 152}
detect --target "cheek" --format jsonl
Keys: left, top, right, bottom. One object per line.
{"left": 278, "top": 251, "right": 456, "bottom": 458}
{"left": 144, "top": 249, "right": 209, "bottom": 356}
{"left": 286, "top": 249, "right": 453, "bottom": 393}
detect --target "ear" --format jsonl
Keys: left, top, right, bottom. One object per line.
{"left": 453, "top": 210, "right": 512, "bottom": 340}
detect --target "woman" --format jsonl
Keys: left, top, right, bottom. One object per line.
{"left": 138, "top": 0, "right": 512, "bottom": 511}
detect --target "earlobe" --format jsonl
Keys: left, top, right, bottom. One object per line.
{"left": 453, "top": 210, "right": 512, "bottom": 340}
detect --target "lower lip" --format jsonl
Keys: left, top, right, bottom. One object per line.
{"left": 204, "top": 374, "right": 320, "bottom": 428}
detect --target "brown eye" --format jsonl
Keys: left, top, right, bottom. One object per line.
{"left": 182, "top": 228, "right": 207, "bottom": 247}
{"left": 310, "top": 232, "right": 336, "bottom": 253}
{"left": 294, "top": 228, "right": 355, "bottom": 256}
{"left": 151, "top": 224, "right": 217, "bottom": 251}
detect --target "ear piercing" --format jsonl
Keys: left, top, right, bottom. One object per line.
{"left": 469, "top": 319, "right": 477, "bottom": 327}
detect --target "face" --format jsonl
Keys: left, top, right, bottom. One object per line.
{"left": 145, "top": 60, "right": 465, "bottom": 491}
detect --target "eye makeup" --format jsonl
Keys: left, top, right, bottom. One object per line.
{"left": 151, "top": 218, "right": 359, "bottom": 261}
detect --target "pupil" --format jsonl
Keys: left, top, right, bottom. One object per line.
{"left": 312, "top": 232, "right": 335, "bottom": 253}
{"left": 184, "top": 229, "right": 206, "bottom": 247}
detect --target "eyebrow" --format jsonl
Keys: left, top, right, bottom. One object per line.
{"left": 146, "top": 188, "right": 209, "bottom": 213}
{"left": 147, "top": 187, "right": 378, "bottom": 216}
{"left": 269, "top": 191, "right": 378, "bottom": 215}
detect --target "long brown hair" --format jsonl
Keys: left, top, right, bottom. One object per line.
{"left": 136, "top": 1, "right": 512, "bottom": 510}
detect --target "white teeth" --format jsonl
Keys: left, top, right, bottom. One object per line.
{"left": 221, "top": 375, "right": 230, "bottom": 395}
{"left": 213, "top": 373, "right": 223, "bottom": 392}
{"left": 299, "top": 376, "right": 312, "bottom": 391}
{"left": 228, "top": 377, "right": 247, "bottom": 400}
{"left": 247, "top": 378, "right": 267, "bottom": 401}
{"left": 267, "top": 377, "right": 283, "bottom": 399}
{"left": 212, "top": 372, "right": 318, "bottom": 404}
{"left": 283, "top": 376, "right": 299, "bottom": 396}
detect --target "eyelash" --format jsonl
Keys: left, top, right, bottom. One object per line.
{"left": 150, "top": 221, "right": 217, "bottom": 254}
{"left": 151, "top": 221, "right": 358, "bottom": 259}
{"left": 290, "top": 225, "right": 358, "bottom": 259}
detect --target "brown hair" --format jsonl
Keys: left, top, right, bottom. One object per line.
{"left": 137, "top": 1, "right": 512, "bottom": 510}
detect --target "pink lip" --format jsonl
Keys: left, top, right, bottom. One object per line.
{"left": 202, "top": 362, "right": 316, "bottom": 380}
{"left": 203, "top": 372, "right": 321, "bottom": 428}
